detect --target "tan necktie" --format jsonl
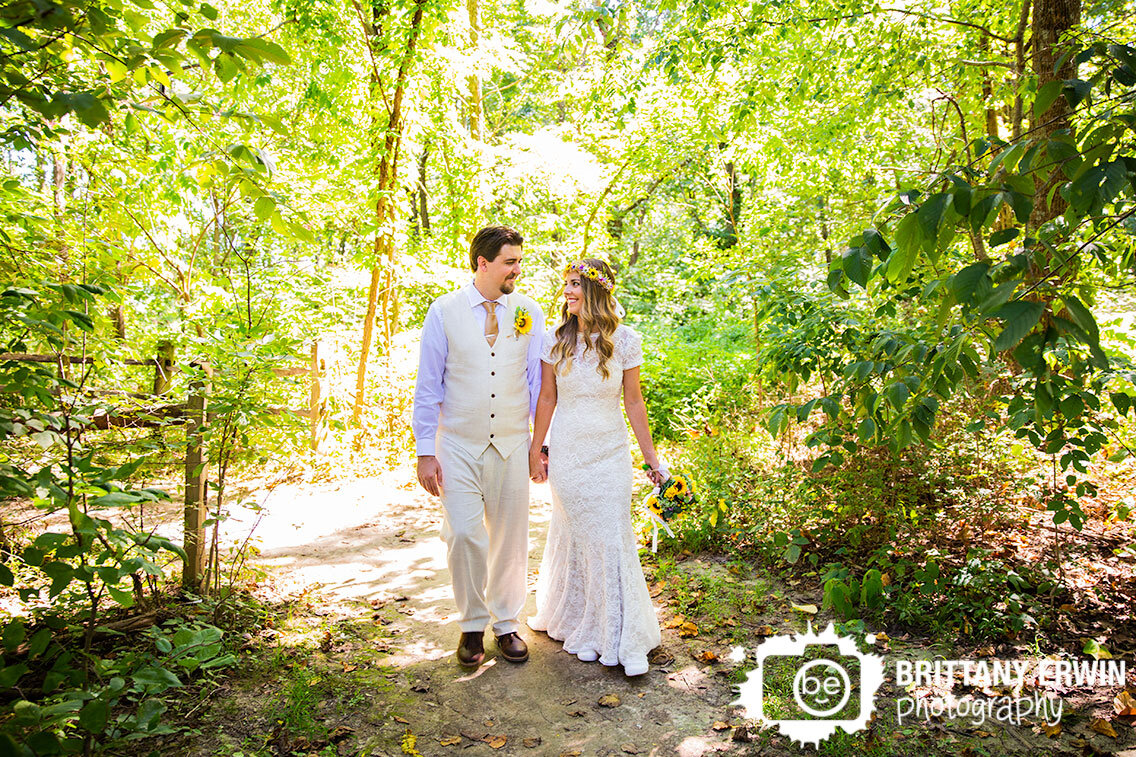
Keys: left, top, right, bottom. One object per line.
{"left": 483, "top": 301, "right": 498, "bottom": 346}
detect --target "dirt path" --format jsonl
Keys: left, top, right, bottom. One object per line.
{"left": 180, "top": 464, "right": 1136, "bottom": 757}
{"left": 217, "top": 464, "right": 745, "bottom": 756}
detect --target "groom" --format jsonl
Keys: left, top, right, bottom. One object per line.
{"left": 412, "top": 225, "right": 545, "bottom": 667}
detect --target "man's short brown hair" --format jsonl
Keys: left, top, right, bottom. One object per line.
{"left": 469, "top": 226, "right": 524, "bottom": 272}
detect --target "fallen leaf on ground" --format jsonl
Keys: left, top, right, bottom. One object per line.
{"left": 483, "top": 720, "right": 495, "bottom": 727}
{"left": 622, "top": 744, "right": 640, "bottom": 754}
{"left": 341, "top": 663, "right": 358, "bottom": 672}
{"left": 731, "top": 724, "right": 753, "bottom": 742}
{"left": 559, "top": 751, "right": 582, "bottom": 757}
{"left": 1089, "top": 718, "right": 1118, "bottom": 738}
{"left": 484, "top": 734, "right": 507, "bottom": 749}
{"left": 567, "top": 709, "right": 586, "bottom": 717}
{"left": 1041, "top": 723, "right": 1062, "bottom": 737}
{"left": 723, "top": 618, "right": 738, "bottom": 627}
{"left": 975, "top": 645, "right": 995, "bottom": 657}
{"left": 438, "top": 735, "right": 461, "bottom": 746}
{"left": 1059, "top": 603, "right": 1075, "bottom": 612}
{"left": 712, "top": 721, "right": 731, "bottom": 731}
{"left": 755, "top": 625, "right": 775, "bottom": 636}
{"left": 792, "top": 604, "right": 818, "bottom": 615}
{"left": 523, "top": 737, "right": 542, "bottom": 748}
{"left": 461, "top": 730, "right": 489, "bottom": 741}
{"left": 393, "top": 715, "right": 409, "bottom": 724}
{"left": 560, "top": 698, "right": 577, "bottom": 706}
{"left": 598, "top": 694, "right": 621, "bottom": 707}
{"left": 679, "top": 621, "right": 700, "bottom": 637}
{"left": 697, "top": 650, "right": 719, "bottom": 663}
{"left": 1084, "top": 639, "right": 1113, "bottom": 660}
{"left": 1115, "top": 691, "right": 1136, "bottom": 718}
{"left": 663, "top": 616, "right": 686, "bottom": 629}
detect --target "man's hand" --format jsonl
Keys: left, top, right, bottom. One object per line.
{"left": 417, "top": 455, "right": 444, "bottom": 496}
{"left": 529, "top": 447, "right": 547, "bottom": 483}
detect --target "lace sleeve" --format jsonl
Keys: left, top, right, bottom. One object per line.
{"left": 619, "top": 326, "right": 644, "bottom": 370}
{"left": 541, "top": 328, "right": 555, "bottom": 364}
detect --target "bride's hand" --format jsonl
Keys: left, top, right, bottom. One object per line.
{"left": 529, "top": 448, "right": 547, "bottom": 483}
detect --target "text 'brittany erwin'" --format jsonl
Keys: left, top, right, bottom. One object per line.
{"left": 894, "top": 659, "right": 1128, "bottom": 689}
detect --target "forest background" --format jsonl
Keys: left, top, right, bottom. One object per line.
{"left": 1, "top": 0, "right": 1135, "bottom": 752}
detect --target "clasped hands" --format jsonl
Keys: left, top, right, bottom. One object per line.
{"left": 529, "top": 446, "right": 549, "bottom": 483}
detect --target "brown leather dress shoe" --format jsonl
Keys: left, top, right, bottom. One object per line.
{"left": 496, "top": 632, "right": 529, "bottom": 663}
{"left": 456, "top": 631, "right": 485, "bottom": 667}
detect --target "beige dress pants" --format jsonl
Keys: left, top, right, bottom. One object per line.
{"left": 437, "top": 436, "right": 529, "bottom": 635}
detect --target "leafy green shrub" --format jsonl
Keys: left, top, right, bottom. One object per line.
{"left": 0, "top": 286, "right": 238, "bottom": 753}
{"left": 821, "top": 552, "right": 1049, "bottom": 641}
{"left": 636, "top": 317, "right": 756, "bottom": 441}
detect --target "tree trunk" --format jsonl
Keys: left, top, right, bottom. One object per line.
{"left": 467, "top": 0, "right": 482, "bottom": 140}
{"left": 1029, "top": 0, "right": 1080, "bottom": 231}
{"left": 352, "top": 0, "right": 428, "bottom": 424}
{"left": 818, "top": 196, "right": 833, "bottom": 265}
{"left": 413, "top": 143, "right": 431, "bottom": 236}
{"left": 1011, "top": 0, "right": 1032, "bottom": 140}
{"left": 978, "top": 36, "right": 1000, "bottom": 139}
{"left": 722, "top": 155, "right": 740, "bottom": 249}
{"left": 53, "top": 149, "right": 66, "bottom": 219}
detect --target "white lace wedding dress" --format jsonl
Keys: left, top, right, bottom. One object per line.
{"left": 529, "top": 324, "right": 662, "bottom": 675}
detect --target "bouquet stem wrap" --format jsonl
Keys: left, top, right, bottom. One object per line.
{"left": 642, "top": 484, "right": 676, "bottom": 553}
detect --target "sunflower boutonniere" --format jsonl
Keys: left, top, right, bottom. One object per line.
{"left": 513, "top": 306, "right": 533, "bottom": 336}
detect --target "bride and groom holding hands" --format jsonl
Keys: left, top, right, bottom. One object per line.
{"left": 412, "top": 225, "right": 666, "bottom": 676}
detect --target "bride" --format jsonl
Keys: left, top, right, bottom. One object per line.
{"left": 527, "top": 258, "right": 664, "bottom": 676}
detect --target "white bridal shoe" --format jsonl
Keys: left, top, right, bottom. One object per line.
{"left": 623, "top": 656, "right": 649, "bottom": 676}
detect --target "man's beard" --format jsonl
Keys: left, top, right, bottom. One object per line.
{"left": 499, "top": 277, "right": 516, "bottom": 294}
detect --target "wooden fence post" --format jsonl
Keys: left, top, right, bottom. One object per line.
{"left": 182, "top": 360, "right": 211, "bottom": 591}
{"left": 153, "top": 340, "right": 175, "bottom": 395}
{"left": 309, "top": 339, "right": 324, "bottom": 451}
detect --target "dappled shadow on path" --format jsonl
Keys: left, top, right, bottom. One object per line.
{"left": 243, "top": 465, "right": 746, "bottom": 756}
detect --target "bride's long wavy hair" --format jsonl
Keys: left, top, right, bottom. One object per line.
{"left": 549, "top": 258, "right": 621, "bottom": 380}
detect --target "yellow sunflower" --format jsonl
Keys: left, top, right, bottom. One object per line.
{"left": 646, "top": 495, "right": 662, "bottom": 515}
{"left": 514, "top": 307, "right": 532, "bottom": 334}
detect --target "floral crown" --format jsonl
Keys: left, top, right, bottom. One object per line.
{"left": 564, "top": 260, "right": 615, "bottom": 291}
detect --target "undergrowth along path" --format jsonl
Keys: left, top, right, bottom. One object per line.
{"left": 186, "top": 464, "right": 1136, "bottom": 756}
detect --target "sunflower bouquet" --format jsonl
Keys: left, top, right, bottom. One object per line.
{"left": 640, "top": 464, "right": 697, "bottom": 552}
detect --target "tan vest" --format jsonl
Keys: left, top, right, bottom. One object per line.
{"left": 437, "top": 289, "right": 536, "bottom": 459}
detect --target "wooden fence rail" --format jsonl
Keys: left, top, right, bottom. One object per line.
{"left": 1, "top": 340, "right": 327, "bottom": 591}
